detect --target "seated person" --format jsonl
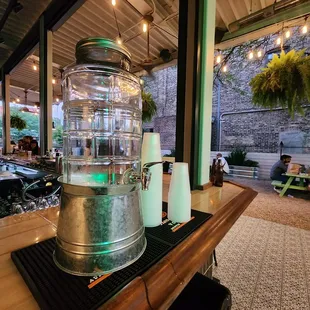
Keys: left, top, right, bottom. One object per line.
{"left": 17, "top": 139, "right": 24, "bottom": 149}
{"left": 270, "top": 154, "right": 291, "bottom": 183}
{"left": 216, "top": 152, "right": 230, "bottom": 174}
{"left": 23, "top": 135, "right": 33, "bottom": 151}
{"left": 30, "top": 140, "right": 40, "bottom": 156}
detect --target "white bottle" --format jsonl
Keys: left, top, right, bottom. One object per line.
{"left": 141, "top": 133, "right": 163, "bottom": 227}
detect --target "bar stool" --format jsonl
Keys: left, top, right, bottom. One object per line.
{"left": 169, "top": 273, "right": 232, "bottom": 310}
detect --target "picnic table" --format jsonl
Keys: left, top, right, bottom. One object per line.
{"left": 272, "top": 173, "right": 310, "bottom": 197}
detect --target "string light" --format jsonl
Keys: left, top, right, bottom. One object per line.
{"left": 12, "top": 99, "right": 16, "bottom": 103}
{"left": 16, "top": 97, "right": 20, "bottom": 102}
{"left": 216, "top": 55, "right": 222, "bottom": 64}
{"left": 257, "top": 50, "right": 262, "bottom": 58}
{"left": 248, "top": 51, "right": 254, "bottom": 60}
{"left": 276, "top": 37, "right": 281, "bottom": 45}
{"left": 222, "top": 64, "right": 227, "bottom": 72}
{"left": 117, "top": 36, "right": 122, "bottom": 44}
{"left": 56, "top": 98, "right": 59, "bottom": 102}
{"left": 285, "top": 30, "right": 291, "bottom": 38}
{"left": 52, "top": 77, "right": 56, "bottom": 84}
{"left": 142, "top": 22, "right": 148, "bottom": 33}
{"left": 302, "top": 25, "right": 308, "bottom": 34}
{"left": 33, "top": 62, "right": 37, "bottom": 71}
{"left": 112, "top": 0, "right": 116, "bottom": 6}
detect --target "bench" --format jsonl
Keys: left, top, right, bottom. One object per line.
{"left": 271, "top": 180, "right": 307, "bottom": 191}
{"left": 271, "top": 178, "right": 308, "bottom": 197}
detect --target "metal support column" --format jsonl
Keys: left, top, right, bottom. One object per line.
{"left": 176, "top": 0, "right": 216, "bottom": 189}
{"left": 39, "top": 15, "right": 53, "bottom": 155}
{"left": 176, "top": 0, "right": 200, "bottom": 189}
{"left": 197, "top": 0, "right": 216, "bottom": 187}
{"left": 1, "top": 71, "right": 11, "bottom": 154}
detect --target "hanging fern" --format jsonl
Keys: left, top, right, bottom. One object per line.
{"left": 250, "top": 49, "right": 310, "bottom": 117}
{"left": 11, "top": 114, "right": 27, "bottom": 131}
{"left": 142, "top": 91, "right": 157, "bottom": 123}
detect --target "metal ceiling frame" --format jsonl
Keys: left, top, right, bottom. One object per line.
{"left": 1, "top": 0, "right": 85, "bottom": 77}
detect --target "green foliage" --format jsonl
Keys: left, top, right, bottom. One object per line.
{"left": 52, "top": 118, "right": 63, "bottom": 147}
{"left": 8, "top": 107, "right": 39, "bottom": 141}
{"left": 250, "top": 49, "right": 310, "bottom": 117}
{"left": 226, "top": 148, "right": 259, "bottom": 167}
{"left": 142, "top": 91, "right": 157, "bottom": 123}
{"left": 10, "top": 114, "right": 27, "bottom": 131}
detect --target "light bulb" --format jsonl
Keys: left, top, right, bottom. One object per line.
{"left": 88, "top": 118, "right": 92, "bottom": 123}
{"left": 56, "top": 98, "right": 59, "bottom": 102}
{"left": 112, "top": 0, "right": 116, "bottom": 6}
{"left": 33, "top": 64, "right": 37, "bottom": 71}
{"left": 13, "top": 99, "right": 16, "bottom": 103}
{"left": 276, "top": 37, "right": 281, "bottom": 45}
{"left": 285, "top": 30, "right": 291, "bottom": 38}
{"left": 222, "top": 65, "right": 227, "bottom": 72}
{"left": 216, "top": 55, "right": 221, "bottom": 64}
{"left": 52, "top": 78, "right": 56, "bottom": 84}
{"left": 16, "top": 98, "right": 20, "bottom": 102}
{"left": 143, "top": 22, "right": 148, "bottom": 33}
{"left": 302, "top": 25, "right": 308, "bottom": 34}
{"left": 248, "top": 51, "right": 254, "bottom": 60}
{"left": 117, "top": 37, "right": 122, "bottom": 44}
{"left": 257, "top": 50, "right": 262, "bottom": 58}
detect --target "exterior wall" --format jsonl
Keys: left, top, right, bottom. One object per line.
{"left": 142, "top": 66, "right": 177, "bottom": 152}
{"left": 142, "top": 27, "right": 310, "bottom": 154}
{"left": 213, "top": 27, "right": 310, "bottom": 153}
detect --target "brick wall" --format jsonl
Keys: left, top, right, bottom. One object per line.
{"left": 143, "top": 27, "right": 310, "bottom": 153}
{"left": 142, "top": 66, "right": 177, "bottom": 151}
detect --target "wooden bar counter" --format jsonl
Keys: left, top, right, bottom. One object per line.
{"left": 0, "top": 178, "right": 257, "bottom": 309}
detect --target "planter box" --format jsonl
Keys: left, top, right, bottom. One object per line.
{"left": 229, "top": 165, "right": 258, "bottom": 179}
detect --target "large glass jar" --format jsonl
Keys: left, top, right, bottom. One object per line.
{"left": 62, "top": 38, "right": 142, "bottom": 187}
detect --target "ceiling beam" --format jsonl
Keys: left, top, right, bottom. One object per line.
{"left": 216, "top": 15, "right": 307, "bottom": 50}
{"left": 243, "top": 0, "right": 252, "bottom": 15}
{"left": 0, "top": 0, "right": 17, "bottom": 32}
{"left": 227, "top": 0, "right": 242, "bottom": 20}
{"left": 28, "top": 55, "right": 61, "bottom": 69}
{"left": 260, "top": 0, "right": 266, "bottom": 9}
{"left": 222, "top": 1, "right": 310, "bottom": 43}
{"left": 1, "top": 0, "right": 85, "bottom": 76}
{"left": 216, "top": 2, "right": 231, "bottom": 29}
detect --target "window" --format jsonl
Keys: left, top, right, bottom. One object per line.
{"left": 265, "top": 46, "right": 290, "bottom": 63}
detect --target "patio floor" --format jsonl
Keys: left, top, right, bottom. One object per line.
{"left": 213, "top": 178, "right": 310, "bottom": 310}
{"left": 229, "top": 177, "right": 310, "bottom": 231}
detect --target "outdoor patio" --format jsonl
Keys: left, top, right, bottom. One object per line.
{"left": 213, "top": 177, "right": 310, "bottom": 310}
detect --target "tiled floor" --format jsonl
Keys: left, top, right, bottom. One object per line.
{"left": 213, "top": 215, "right": 310, "bottom": 310}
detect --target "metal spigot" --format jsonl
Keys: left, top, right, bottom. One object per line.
{"left": 141, "top": 161, "right": 163, "bottom": 190}
{"left": 122, "top": 161, "right": 163, "bottom": 190}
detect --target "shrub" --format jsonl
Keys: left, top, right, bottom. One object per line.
{"left": 226, "top": 148, "right": 259, "bottom": 167}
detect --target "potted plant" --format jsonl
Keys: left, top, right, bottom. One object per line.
{"left": 142, "top": 91, "right": 157, "bottom": 123}
{"left": 225, "top": 148, "right": 259, "bottom": 179}
{"left": 250, "top": 49, "right": 310, "bottom": 117}
{"left": 11, "top": 115, "right": 27, "bottom": 131}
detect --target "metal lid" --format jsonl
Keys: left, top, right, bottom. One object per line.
{"left": 75, "top": 37, "right": 132, "bottom": 69}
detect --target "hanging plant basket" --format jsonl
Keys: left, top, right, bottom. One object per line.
{"left": 250, "top": 49, "right": 310, "bottom": 117}
{"left": 142, "top": 91, "right": 157, "bottom": 123}
{"left": 11, "top": 114, "right": 27, "bottom": 131}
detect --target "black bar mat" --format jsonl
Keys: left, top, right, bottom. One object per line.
{"left": 146, "top": 202, "right": 212, "bottom": 246}
{"left": 11, "top": 203, "right": 212, "bottom": 310}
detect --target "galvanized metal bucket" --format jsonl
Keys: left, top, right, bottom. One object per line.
{"left": 53, "top": 177, "right": 146, "bottom": 276}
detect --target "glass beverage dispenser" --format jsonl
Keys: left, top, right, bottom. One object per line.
{"left": 54, "top": 38, "right": 158, "bottom": 276}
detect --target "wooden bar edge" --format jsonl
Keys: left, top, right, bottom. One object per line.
{"left": 103, "top": 185, "right": 258, "bottom": 309}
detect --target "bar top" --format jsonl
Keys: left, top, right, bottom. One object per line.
{"left": 0, "top": 180, "right": 255, "bottom": 309}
